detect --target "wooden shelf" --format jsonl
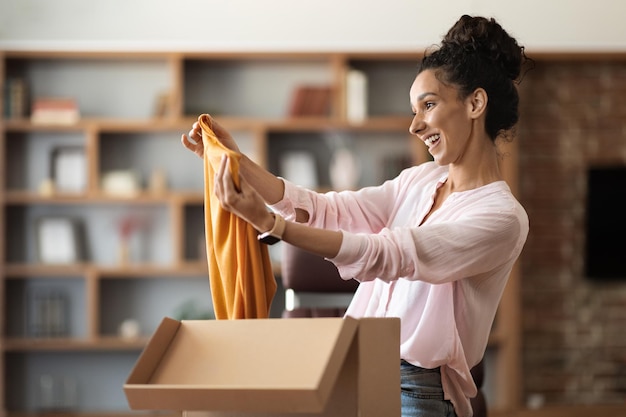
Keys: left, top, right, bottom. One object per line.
{"left": 3, "top": 115, "right": 414, "bottom": 132}
{"left": 0, "top": 49, "right": 520, "bottom": 415}
{"left": 3, "top": 336, "right": 148, "bottom": 352}
{"left": 3, "top": 191, "right": 204, "bottom": 205}
{"left": 4, "top": 262, "right": 208, "bottom": 277}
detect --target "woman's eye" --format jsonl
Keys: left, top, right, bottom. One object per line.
{"left": 425, "top": 102, "right": 435, "bottom": 110}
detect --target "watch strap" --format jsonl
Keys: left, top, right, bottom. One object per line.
{"left": 258, "top": 214, "right": 286, "bottom": 244}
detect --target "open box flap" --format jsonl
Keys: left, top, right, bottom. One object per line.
{"left": 125, "top": 316, "right": 181, "bottom": 385}
{"left": 124, "top": 316, "right": 359, "bottom": 412}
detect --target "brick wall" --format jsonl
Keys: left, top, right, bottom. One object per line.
{"left": 517, "top": 57, "right": 626, "bottom": 406}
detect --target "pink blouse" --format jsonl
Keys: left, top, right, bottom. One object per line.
{"left": 270, "top": 161, "right": 529, "bottom": 417}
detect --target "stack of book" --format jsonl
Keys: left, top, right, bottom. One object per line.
{"left": 288, "top": 85, "right": 333, "bottom": 117}
{"left": 31, "top": 97, "right": 80, "bottom": 124}
{"left": 27, "top": 289, "right": 69, "bottom": 338}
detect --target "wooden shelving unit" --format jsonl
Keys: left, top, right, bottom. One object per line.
{"left": 0, "top": 50, "right": 521, "bottom": 416}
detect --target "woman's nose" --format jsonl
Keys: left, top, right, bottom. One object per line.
{"left": 408, "top": 114, "right": 425, "bottom": 136}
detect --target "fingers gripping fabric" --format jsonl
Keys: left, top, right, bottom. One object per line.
{"left": 198, "top": 114, "right": 276, "bottom": 319}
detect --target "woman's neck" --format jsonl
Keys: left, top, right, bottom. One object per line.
{"left": 446, "top": 141, "right": 502, "bottom": 193}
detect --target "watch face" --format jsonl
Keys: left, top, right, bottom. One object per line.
{"left": 259, "top": 234, "right": 281, "bottom": 245}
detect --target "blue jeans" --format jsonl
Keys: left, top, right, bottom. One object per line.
{"left": 400, "top": 360, "right": 457, "bottom": 417}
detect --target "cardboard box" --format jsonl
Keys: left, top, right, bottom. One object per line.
{"left": 124, "top": 316, "right": 400, "bottom": 417}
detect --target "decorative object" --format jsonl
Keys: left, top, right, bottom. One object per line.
{"left": 117, "top": 214, "right": 145, "bottom": 264}
{"left": 51, "top": 146, "right": 86, "bottom": 193}
{"left": 153, "top": 93, "right": 171, "bottom": 117}
{"left": 279, "top": 151, "right": 318, "bottom": 189}
{"left": 38, "top": 178, "right": 55, "bottom": 196}
{"left": 329, "top": 147, "right": 361, "bottom": 190}
{"left": 36, "top": 217, "right": 81, "bottom": 264}
{"left": 149, "top": 168, "right": 167, "bottom": 194}
{"left": 102, "top": 170, "right": 140, "bottom": 196}
{"left": 119, "top": 319, "right": 141, "bottom": 339}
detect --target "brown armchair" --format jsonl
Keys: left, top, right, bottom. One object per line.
{"left": 280, "top": 242, "right": 488, "bottom": 417}
{"left": 280, "top": 242, "right": 358, "bottom": 318}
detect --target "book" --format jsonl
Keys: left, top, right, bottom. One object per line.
{"left": 345, "top": 69, "right": 368, "bottom": 123}
{"left": 3, "top": 78, "right": 28, "bottom": 119}
{"left": 288, "top": 85, "right": 332, "bottom": 117}
{"left": 31, "top": 97, "right": 80, "bottom": 125}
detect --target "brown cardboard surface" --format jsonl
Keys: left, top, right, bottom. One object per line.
{"left": 125, "top": 317, "right": 359, "bottom": 412}
{"left": 184, "top": 338, "right": 360, "bottom": 417}
{"left": 356, "top": 318, "right": 402, "bottom": 417}
{"left": 124, "top": 316, "right": 400, "bottom": 416}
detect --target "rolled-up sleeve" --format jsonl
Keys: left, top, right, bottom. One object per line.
{"left": 331, "top": 207, "right": 526, "bottom": 284}
{"left": 269, "top": 176, "right": 401, "bottom": 233}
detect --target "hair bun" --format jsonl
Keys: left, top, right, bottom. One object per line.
{"left": 441, "top": 15, "right": 523, "bottom": 81}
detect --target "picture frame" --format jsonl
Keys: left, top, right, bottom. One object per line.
{"left": 51, "top": 146, "right": 86, "bottom": 193}
{"left": 36, "top": 217, "right": 82, "bottom": 264}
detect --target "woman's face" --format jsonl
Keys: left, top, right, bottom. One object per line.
{"left": 408, "top": 69, "right": 475, "bottom": 166}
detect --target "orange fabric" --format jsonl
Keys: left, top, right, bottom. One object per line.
{"left": 198, "top": 114, "right": 276, "bottom": 319}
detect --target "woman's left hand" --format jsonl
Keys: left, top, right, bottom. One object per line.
{"left": 214, "top": 154, "right": 274, "bottom": 233}
{"left": 181, "top": 121, "right": 204, "bottom": 159}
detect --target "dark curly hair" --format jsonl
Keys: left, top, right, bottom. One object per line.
{"left": 418, "top": 15, "right": 528, "bottom": 141}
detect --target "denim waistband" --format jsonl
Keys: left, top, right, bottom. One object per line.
{"left": 400, "top": 359, "right": 441, "bottom": 372}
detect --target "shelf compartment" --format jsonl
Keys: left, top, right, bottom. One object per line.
{"left": 182, "top": 203, "right": 205, "bottom": 263}
{"left": 5, "top": 351, "right": 142, "bottom": 412}
{"left": 267, "top": 130, "right": 415, "bottom": 189}
{"left": 5, "top": 57, "right": 172, "bottom": 119}
{"left": 4, "top": 204, "right": 172, "bottom": 265}
{"left": 99, "top": 131, "right": 203, "bottom": 194}
{"left": 183, "top": 58, "right": 335, "bottom": 118}
{"left": 4, "top": 131, "right": 86, "bottom": 194}
{"left": 98, "top": 276, "right": 212, "bottom": 340}
{"left": 4, "top": 277, "right": 86, "bottom": 339}
{"left": 97, "top": 129, "right": 257, "bottom": 194}
{"left": 346, "top": 58, "right": 419, "bottom": 118}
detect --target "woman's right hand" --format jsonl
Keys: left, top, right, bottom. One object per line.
{"left": 181, "top": 115, "right": 241, "bottom": 159}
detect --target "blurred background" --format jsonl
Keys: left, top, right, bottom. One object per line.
{"left": 1, "top": 1, "right": 625, "bottom": 416}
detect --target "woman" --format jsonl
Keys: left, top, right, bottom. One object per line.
{"left": 182, "top": 14, "right": 529, "bottom": 417}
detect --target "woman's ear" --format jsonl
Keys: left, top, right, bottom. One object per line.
{"left": 467, "top": 88, "right": 488, "bottom": 119}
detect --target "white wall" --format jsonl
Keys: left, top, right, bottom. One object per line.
{"left": 0, "top": 0, "right": 625, "bottom": 52}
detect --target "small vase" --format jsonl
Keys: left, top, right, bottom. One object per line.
{"left": 329, "top": 148, "right": 360, "bottom": 191}
{"left": 118, "top": 240, "right": 130, "bottom": 264}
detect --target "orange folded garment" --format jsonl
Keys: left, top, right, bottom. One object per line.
{"left": 198, "top": 114, "right": 276, "bottom": 319}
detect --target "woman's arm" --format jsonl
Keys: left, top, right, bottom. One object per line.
{"left": 214, "top": 154, "right": 343, "bottom": 259}
{"left": 181, "top": 116, "right": 311, "bottom": 222}
{"left": 181, "top": 115, "right": 283, "bottom": 204}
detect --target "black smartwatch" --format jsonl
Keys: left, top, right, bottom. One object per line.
{"left": 257, "top": 214, "right": 286, "bottom": 245}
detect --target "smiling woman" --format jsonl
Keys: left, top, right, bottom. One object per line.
{"left": 182, "top": 14, "right": 530, "bottom": 417}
